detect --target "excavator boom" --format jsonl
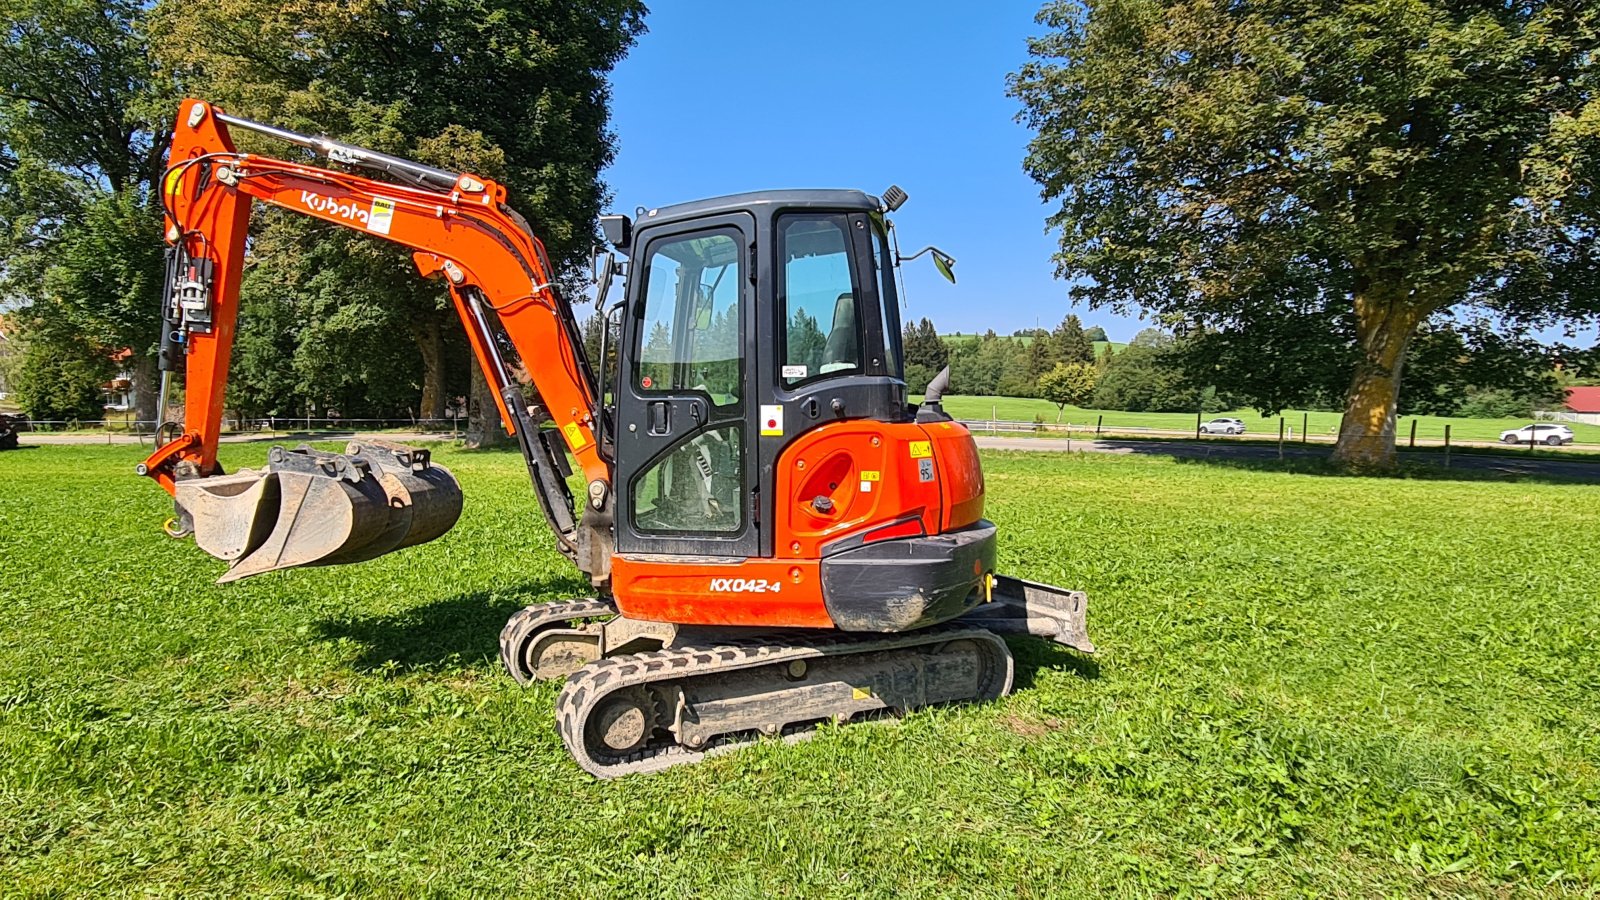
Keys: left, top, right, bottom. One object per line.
{"left": 142, "top": 99, "right": 611, "bottom": 581}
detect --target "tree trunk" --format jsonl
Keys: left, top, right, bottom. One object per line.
{"left": 1330, "top": 289, "right": 1427, "bottom": 471}
{"left": 131, "top": 352, "right": 159, "bottom": 428}
{"left": 465, "top": 358, "right": 509, "bottom": 448}
{"left": 413, "top": 318, "right": 446, "bottom": 422}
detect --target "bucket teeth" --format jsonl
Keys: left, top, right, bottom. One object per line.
{"left": 174, "top": 441, "right": 463, "bottom": 583}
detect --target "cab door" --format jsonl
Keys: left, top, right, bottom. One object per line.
{"left": 614, "top": 213, "right": 758, "bottom": 556}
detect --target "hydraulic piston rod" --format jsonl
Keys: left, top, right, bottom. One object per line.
{"left": 211, "top": 110, "right": 464, "bottom": 192}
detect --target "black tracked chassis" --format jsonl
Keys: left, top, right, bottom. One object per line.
{"left": 556, "top": 625, "right": 1013, "bottom": 777}
{"left": 498, "top": 577, "right": 1093, "bottom": 778}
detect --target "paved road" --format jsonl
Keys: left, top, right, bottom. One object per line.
{"left": 17, "top": 429, "right": 1598, "bottom": 481}
{"left": 974, "top": 435, "right": 1600, "bottom": 481}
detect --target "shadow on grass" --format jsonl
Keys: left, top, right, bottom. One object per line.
{"left": 1009, "top": 638, "right": 1100, "bottom": 691}
{"left": 1098, "top": 439, "right": 1600, "bottom": 484}
{"left": 315, "top": 579, "right": 586, "bottom": 673}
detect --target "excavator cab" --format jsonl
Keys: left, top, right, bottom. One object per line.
{"left": 604, "top": 192, "right": 908, "bottom": 563}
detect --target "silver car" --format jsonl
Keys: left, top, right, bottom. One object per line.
{"left": 1200, "top": 417, "right": 1246, "bottom": 435}
{"left": 1499, "top": 423, "right": 1575, "bottom": 446}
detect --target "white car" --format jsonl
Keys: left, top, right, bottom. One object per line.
{"left": 1499, "top": 423, "right": 1574, "bottom": 446}
{"left": 1199, "top": 417, "right": 1246, "bottom": 435}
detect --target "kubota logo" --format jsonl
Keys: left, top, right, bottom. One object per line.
{"left": 709, "top": 577, "right": 782, "bottom": 593}
{"left": 300, "top": 190, "right": 369, "bottom": 225}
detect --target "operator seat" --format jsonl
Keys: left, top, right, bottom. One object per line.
{"left": 820, "top": 293, "right": 859, "bottom": 374}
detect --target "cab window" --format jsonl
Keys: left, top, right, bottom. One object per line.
{"left": 870, "top": 219, "right": 902, "bottom": 378}
{"left": 778, "top": 214, "right": 861, "bottom": 387}
{"left": 635, "top": 229, "right": 742, "bottom": 407}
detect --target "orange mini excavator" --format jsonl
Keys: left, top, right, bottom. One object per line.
{"left": 140, "top": 99, "right": 1093, "bottom": 776}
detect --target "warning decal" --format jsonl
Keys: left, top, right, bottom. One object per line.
{"left": 368, "top": 197, "right": 396, "bottom": 235}
{"left": 562, "top": 421, "right": 588, "bottom": 451}
{"left": 760, "top": 404, "right": 784, "bottom": 437}
{"left": 908, "top": 441, "right": 932, "bottom": 459}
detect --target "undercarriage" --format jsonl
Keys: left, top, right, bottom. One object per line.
{"left": 500, "top": 577, "right": 1093, "bottom": 777}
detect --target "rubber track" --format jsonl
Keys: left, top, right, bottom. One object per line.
{"left": 497, "top": 598, "right": 617, "bottom": 684}
{"left": 554, "top": 624, "right": 1013, "bottom": 778}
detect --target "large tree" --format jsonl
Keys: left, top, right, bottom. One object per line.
{"left": 1012, "top": 0, "right": 1600, "bottom": 468}
{"left": 0, "top": 0, "right": 169, "bottom": 423}
{"left": 146, "top": 0, "right": 646, "bottom": 436}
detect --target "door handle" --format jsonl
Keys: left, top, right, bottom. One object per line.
{"left": 648, "top": 401, "right": 670, "bottom": 435}
{"left": 688, "top": 399, "right": 705, "bottom": 427}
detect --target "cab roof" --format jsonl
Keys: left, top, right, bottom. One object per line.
{"left": 634, "top": 189, "right": 882, "bottom": 228}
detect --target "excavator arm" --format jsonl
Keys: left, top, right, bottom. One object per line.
{"left": 140, "top": 99, "right": 614, "bottom": 583}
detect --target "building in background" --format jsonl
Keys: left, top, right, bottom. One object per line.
{"left": 103, "top": 348, "right": 135, "bottom": 412}
{"left": 1555, "top": 386, "right": 1600, "bottom": 426}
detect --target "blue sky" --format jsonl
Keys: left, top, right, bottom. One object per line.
{"left": 599, "top": 0, "right": 1114, "bottom": 338}
{"left": 600, "top": 1, "right": 1596, "bottom": 349}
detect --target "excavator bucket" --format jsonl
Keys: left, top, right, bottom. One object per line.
{"left": 175, "top": 441, "right": 462, "bottom": 583}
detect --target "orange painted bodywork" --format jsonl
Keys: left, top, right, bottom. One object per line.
{"left": 611, "top": 555, "right": 833, "bottom": 628}
{"left": 141, "top": 99, "right": 605, "bottom": 493}
{"left": 611, "top": 418, "right": 986, "bottom": 628}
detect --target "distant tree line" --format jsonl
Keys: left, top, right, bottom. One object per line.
{"left": 902, "top": 312, "right": 1570, "bottom": 419}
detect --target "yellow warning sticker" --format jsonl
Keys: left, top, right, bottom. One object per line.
{"left": 562, "top": 422, "right": 588, "bottom": 451}
{"left": 368, "top": 197, "right": 396, "bottom": 235}
{"left": 163, "top": 167, "right": 184, "bottom": 200}
{"left": 851, "top": 686, "right": 873, "bottom": 700}
{"left": 861, "top": 470, "right": 881, "bottom": 481}
{"left": 908, "top": 441, "right": 932, "bottom": 459}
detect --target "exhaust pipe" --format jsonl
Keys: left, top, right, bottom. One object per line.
{"left": 175, "top": 441, "right": 462, "bottom": 583}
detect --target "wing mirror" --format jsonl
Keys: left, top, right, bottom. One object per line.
{"left": 899, "top": 245, "right": 957, "bottom": 284}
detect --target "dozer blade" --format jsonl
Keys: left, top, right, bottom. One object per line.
{"left": 174, "top": 441, "right": 462, "bottom": 583}
{"left": 957, "top": 574, "right": 1095, "bottom": 654}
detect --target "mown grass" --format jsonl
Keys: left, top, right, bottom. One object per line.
{"left": 940, "top": 394, "right": 1600, "bottom": 445}
{"left": 2, "top": 443, "right": 1598, "bottom": 897}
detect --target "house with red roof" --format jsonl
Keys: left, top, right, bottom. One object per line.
{"left": 1558, "top": 386, "right": 1600, "bottom": 426}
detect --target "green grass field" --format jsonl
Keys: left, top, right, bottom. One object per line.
{"left": 941, "top": 394, "right": 1600, "bottom": 444}
{"left": 3, "top": 444, "right": 1598, "bottom": 896}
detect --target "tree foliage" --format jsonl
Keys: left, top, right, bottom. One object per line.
{"left": 1092, "top": 328, "right": 1226, "bottom": 413}
{"left": 1053, "top": 314, "right": 1094, "bottom": 364}
{"left": 1, "top": 0, "right": 168, "bottom": 420}
{"left": 167, "top": 0, "right": 641, "bottom": 425}
{"left": 7, "top": 324, "right": 113, "bottom": 421}
{"left": 1038, "top": 361, "right": 1097, "bottom": 412}
{"left": 1012, "top": 0, "right": 1600, "bottom": 468}
{"left": 902, "top": 317, "right": 948, "bottom": 392}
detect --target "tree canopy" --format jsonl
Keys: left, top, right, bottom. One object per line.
{"left": 1, "top": 0, "right": 169, "bottom": 421}
{"left": 1, "top": 0, "right": 645, "bottom": 429}
{"left": 1012, "top": 0, "right": 1600, "bottom": 468}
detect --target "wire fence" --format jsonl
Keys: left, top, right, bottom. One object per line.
{"left": 10, "top": 416, "right": 467, "bottom": 442}
{"left": 957, "top": 415, "right": 1598, "bottom": 453}
{"left": 8, "top": 413, "right": 1591, "bottom": 456}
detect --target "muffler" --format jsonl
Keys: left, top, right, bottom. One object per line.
{"left": 174, "top": 441, "right": 462, "bottom": 583}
